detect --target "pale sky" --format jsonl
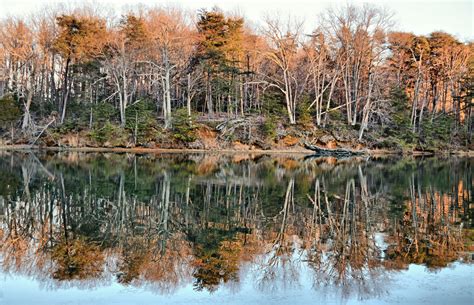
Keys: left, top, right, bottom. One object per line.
{"left": 1, "top": 0, "right": 472, "bottom": 40}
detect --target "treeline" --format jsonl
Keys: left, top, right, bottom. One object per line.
{"left": 0, "top": 4, "right": 472, "bottom": 148}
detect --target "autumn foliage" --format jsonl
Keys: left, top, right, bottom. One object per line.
{"left": 0, "top": 4, "right": 471, "bottom": 149}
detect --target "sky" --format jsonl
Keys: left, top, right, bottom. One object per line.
{"left": 0, "top": 0, "right": 472, "bottom": 40}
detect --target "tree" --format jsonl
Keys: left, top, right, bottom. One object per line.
{"left": 388, "top": 31, "right": 470, "bottom": 137}
{"left": 53, "top": 14, "right": 106, "bottom": 124}
{"left": 305, "top": 31, "right": 340, "bottom": 126}
{"left": 145, "top": 8, "right": 194, "bottom": 129}
{"left": 194, "top": 8, "right": 244, "bottom": 116}
{"left": 261, "top": 16, "right": 306, "bottom": 124}
{"left": 102, "top": 14, "right": 148, "bottom": 127}
{"left": 0, "top": 18, "right": 37, "bottom": 131}
{"left": 320, "top": 4, "right": 392, "bottom": 139}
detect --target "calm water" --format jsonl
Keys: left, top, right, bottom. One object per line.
{"left": 0, "top": 151, "right": 472, "bottom": 305}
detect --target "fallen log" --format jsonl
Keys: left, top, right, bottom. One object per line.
{"left": 304, "top": 142, "right": 367, "bottom": 157}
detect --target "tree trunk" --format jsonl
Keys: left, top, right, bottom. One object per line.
{"left": 119, "top": 71, "right": 128, "bottom": 127}
{"left": 163, "top": 67, "right": 172, "bottom": 129}
{"left": 22, "top": 74, "right": 34, "bottom": 131}
{"left": 358, "top": 74, "right": 374, "bottom": 141}
{"left": 60, "top": 57, "right": 71, "bottom": 124}
{"left": 283, "top": 70, "right": 296, "bottom": 124}
{"left": 206, "top": 71, "right": 214, "bottom": 116}
{"left": 187, "top": 73, "right": 192, "bottom": 123}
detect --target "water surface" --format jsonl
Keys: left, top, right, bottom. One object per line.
{"left": 0, "top": 152, "right": 472, "bottom": 305}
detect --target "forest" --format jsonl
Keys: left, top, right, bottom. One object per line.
{"left": 0, "top": 4, "right": 472, "bottom": 152}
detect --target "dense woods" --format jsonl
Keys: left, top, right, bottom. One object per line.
{"left": 0, "top": 4, "right": 472, "bottom": 151}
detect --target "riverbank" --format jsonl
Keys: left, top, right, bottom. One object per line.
{"left": 1, "top": 144, "right": 472, "bottom": 157}
{"left": 1, "top": 114, "right": 472, "bottom": 157}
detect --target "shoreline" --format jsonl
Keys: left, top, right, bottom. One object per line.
{"left": 0, "top": 145, "right": 472, "bottom": 157}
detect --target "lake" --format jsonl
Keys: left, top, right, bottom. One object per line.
{"left": 0, "top": 151, "right": 472, "bottom": 305}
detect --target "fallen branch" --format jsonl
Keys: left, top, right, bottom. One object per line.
{"left": 216, "top": 118, "right": 248, "bottom": 141}
{"left": 304, "top": 142, "right": 367, "bottom": 157}
{"left": 29, "top": 118, "right": 56, "bottom": 146}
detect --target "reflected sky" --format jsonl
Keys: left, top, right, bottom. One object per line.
{"left": 1, "top": 263, "right": 472, "bottom": 305}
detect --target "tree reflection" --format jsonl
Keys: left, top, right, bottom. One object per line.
{"left": 302, "top": 169, "right": 389, "bottom": 300}
{"left": 384, "top": 173, "right": 466, "bottom": 269}
{"left": 0, "top": 152, "right": 471, "bottom": 299}
{"left": 51, "top": 237, "right": 104, "bottom": 280}
{"left": 255, "top": 177, "right": 302, "bottom": 292}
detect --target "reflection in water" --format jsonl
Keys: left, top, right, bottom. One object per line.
{"left": 0, "top": 152, "right": 472, "bottom": 301}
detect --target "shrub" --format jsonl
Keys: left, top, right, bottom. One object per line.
{"left": 89, "top": 121, "right": 128, "bottom": 146}
{"left": 262, "top": 116, "right": 277, "bottom": 141}
{"left": 326, "top": 108, "right": 344, "bottom": 123}
{"left": 296, "top": 95, "right": 313, "bottom": 127}
{"left": 372, "top": 137, "right": 402, "bottom": 150}
{"left": 125, "top": 100, "right": 159, "bottom": 144}
{"left": 419, "top": 113, "right": 454, "bottom": 149}
{"left": 52, "top": 120, "right": 79, "bottom": 135}
{"left": 172, "top": 108, "right": 197, "bottom": 143}
{"left": 261, "top": 90, "right": 286, "bottom": 118}
{"left": 0, "top": 95, "right": 20, "bottom": 128}
{"left": 387, "top": 87, "right": 416, "bottom": 143}
{"left": 92, "top": 103, "right": 118, "bottom": 124}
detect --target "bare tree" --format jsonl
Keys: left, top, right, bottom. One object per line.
{"left": 101, "top": 15, "right": 147, "bottom": 127}
{"left": 145, "top": 8, "right": 195, "bottom": 129}
{"left": 320, "top": 4, "right": 392, "bottom": 135}
{"left": 261, "top": 16, "right": 306, "bottom": 124}
{"left": 305, "top": 31, "right": 340, "bottom": 126}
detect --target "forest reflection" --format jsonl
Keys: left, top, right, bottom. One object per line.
{"left": 0, "top": 152, "right": 472, "bottom": 299}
